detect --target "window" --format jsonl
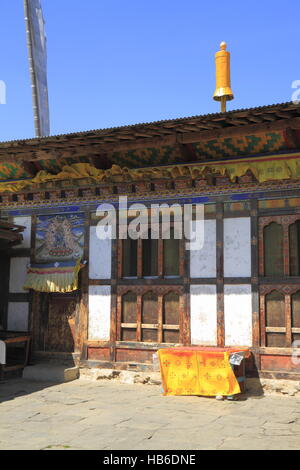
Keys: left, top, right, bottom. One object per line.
{"left": 141, "top": 291, "right": 158, "bottom": 342}
{"left": 117, "top": 216, "right": 184, "bottom": 345}
{"left": 118, "top": 288, "right": 182, "bottom": 344}
{"left": 122, "top": 239, "right": 137, "bottom": 277}
{"left": 260, "top": 215, "right": 300, "bottom": 348}
{"left": 121, "top": 291, "right": 137, "bottom": 341}
{"left": 163, "top": 292, "right": 180, "bottom": 343}
{"left": 261, "top": 287, "right": 300, "bottom": 348}
{"left": 289, "top": 221, "right": 300, "bottom": 276}
{"left": 260, "top": 215, "right": 300, "bottom": 277}
{"left": 163, "top": 227, "right": 180, "bottom": 277}
{"left": 120, "top": 228, "right": 181, "bottom": 279}
{"left": 291, "top": 292, "right": 300, "bottom": 345}
{"left": 265, "top": 291, "right": 286, "bottom": 347}
{"left": 142, "top": 234, "right": 158, "bottom": 277}
{"left": 264, "top": 223, "right": 283, "bottom": 276}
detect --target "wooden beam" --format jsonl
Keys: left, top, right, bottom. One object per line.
{"left": 178, "top": 143, "right": 197, "bottom": 163}
{"left": 285, "top": 127, "right": 300, "bottom": 148}
{"left": 0, "top": 220, "right": 25, "bottom": 231}
{"left": 246, "top": 116, "right": 264, "bottom": 123}
{"left": 250, "top": 199, "right": 260, "bottom": 372}
{"left": 0, "top": 229, "right": 23, "bottom": 241}
{"left": 216, "top": 203, "right": 225, "bottom": 347}
{"left": 258, "top": 114, "right": 277, "bottom": 121}
{"left": 227, "top": 118, "right": 250, "bottom": 125}
{"left": 180, "top": 117, "right": 300, "bottom": 145}
{"left": 276, "top": 112, "right": 294, "bottom": 119}
{"left": 21, "top": 161, "right": 38, "bottom": 177}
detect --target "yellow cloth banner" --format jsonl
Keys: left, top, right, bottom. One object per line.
{"left": 23, "top": 260, "right": 82, "bottom": 293}
{"left": 158, "top": 348, "right": 249, "bottom": 397}
{"left": 200, "top": 152, "right": 300, "bottom": 182}
{"left": 0, "top": 163, "right": 108, "bottom": 193}
{"left": 0, "top": 152, "right": 300, "bottom": 193}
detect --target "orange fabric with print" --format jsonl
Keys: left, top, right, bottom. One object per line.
{"left": 158, "top": 347, "right": 250, "bottom": 397}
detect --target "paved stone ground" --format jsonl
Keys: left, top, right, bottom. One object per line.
{"left": 0, "top": 378, "right": 300, "bottom": 450}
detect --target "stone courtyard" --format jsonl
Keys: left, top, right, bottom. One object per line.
{"left": 0, "top": 377, "right": 300, "bottom": 450}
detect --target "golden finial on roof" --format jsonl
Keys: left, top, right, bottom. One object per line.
{"left": 213, "top": 41, "right": 234, "bottom": 112}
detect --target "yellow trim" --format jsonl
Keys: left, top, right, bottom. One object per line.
{"left": 0, "top": 153, "right": 300, "bottom": 193}
{"left": 23, "top": 260, "right": 82, "bottom": 293}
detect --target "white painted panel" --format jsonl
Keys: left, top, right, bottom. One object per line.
{"left": 89, "top": 226, "right": 112, "bottom": 279}
{"left": 0, "top": 341, "right": 5, "bottom": 364}
{"left": 190, "top": 285, "right": 217, "bottom": 345}
{"left": 7, "top": 302, "right": 29, "bottom": 331}
{"left": 88, "top": 286, "right": 111, "bottom": 340}
{"left": 224, "top": 217, "right": 251, "bottom": 277}
{"left": 9, "top": 257, "right": 30, "bottom": 293}
{"left": 224, "top": 284, "right": 252, "bottom": 347}
{"left": 12, "top": 216, "right": 31, "bottom": 249}
{"left": 190, "top": 219, "right": 216, "bottom": 278}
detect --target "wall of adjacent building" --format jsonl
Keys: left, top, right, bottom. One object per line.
{"left": 7, "top": 216, "right": 32, "bottom": 331}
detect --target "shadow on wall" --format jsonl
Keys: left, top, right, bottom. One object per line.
{"left": 245, "top": 354, "right": 264, "bottom": 397}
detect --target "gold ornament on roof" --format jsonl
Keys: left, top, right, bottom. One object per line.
{"left": 213, "top": 41, "right": 234, "bottom": 112}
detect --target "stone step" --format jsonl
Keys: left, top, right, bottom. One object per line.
{"left": 22, "top": 364, "right": 79, "bottom": 383}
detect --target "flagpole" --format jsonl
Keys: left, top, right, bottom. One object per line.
{"left": 24, "top": 0, "right": 41, "bottom": 137}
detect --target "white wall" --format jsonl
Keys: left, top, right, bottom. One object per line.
{"left": 89, "top": 226, "right": 112, "bottom": 279}
{"left": 224, "top": 284, "right": 252, "bottom": 347}
{"left": 224, "top": 217, "right": 251, "bottom": 277}
{"left": 190, "top": 219, "right": 216, "bottom": 278}
{"left": 190, "top": 284, "right": 217, "bottom": 345}
{"left": 88, "top": 286, "right": 111, "bottom": 340}
{"left": 7, "top": 302, "right": 29, "bottom": 331}
{"left": 9, "top": 257, "right": 30, "bottom": 294}
{"left": 12, "top": 216, "right": 31, "bottom": 249}
{"left": 8, "top": 217, "right": 31, "bottom": 332}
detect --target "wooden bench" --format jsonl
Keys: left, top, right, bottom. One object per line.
{"left": 0, "top": 332, "right": 31, "bottom": 381}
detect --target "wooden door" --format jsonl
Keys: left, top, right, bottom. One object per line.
{"left": 34, "top": 293, "right": 78, "bottom": 353}
{"left": 46, "top": 295, "right": 77, "bottom": 352}
{"left": 0, "top": 254, "right": 9, "bottom": 330}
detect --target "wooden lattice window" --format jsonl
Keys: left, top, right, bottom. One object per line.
{"left": 141, "top": 291, "right": 158, "bottom": 342}
{"left": 142, "top": 235, "right": 158, "bottom": 277}
{"left": 119, "top": 288, "right": 182, "bottom": 343}
{"left": 121, "top": 291, "right": 137, "bottom": 341}
{"left": 289, "top": 221, "right": 300, "bottom": 276}
{"left": 291, "top": 292, "right": 300, "bottom": 346}
{"left": 163, "top": 292, "right": 180, "bottom": 343}
{"left": 122, "top": 239, "right": 137, "bottom": 277}
{"left": 265, "top": 291, "right": 286, "bottom": 347}
{"left": 259, "top": 215, "right": 300, "bottom": 277}
{"left": 119, "top": 226, "right": 182, "bottom": 279}
{"left": 261, "top": 287, "right": 300, "bottom": 348}
{"left": 264, "top": 223, "right": 284, "bottom": 276}
{"left": 163, "top": 227, "right": 180, "bottom": 277}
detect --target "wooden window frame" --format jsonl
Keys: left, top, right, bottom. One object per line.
{"left": 259, "top": 214, "right": 300, "bottom": 277}
{"left": 260, "top": 285, "right": 300, "bottom": 348}
{"left": 116, "top": 286, "right": 185, "bottom": 345}
{"left": 117, "top": 226, "right": 185, "bottom": 280}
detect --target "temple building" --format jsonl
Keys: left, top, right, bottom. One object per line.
{"left": 1, "top": 40, "right": 300, "bottom": 381}
{"left": 0, "top": 99, "right": 300, "bottom": 380}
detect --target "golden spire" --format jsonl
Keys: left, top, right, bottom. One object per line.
{"left": 213, "top": 41, "right": 234, "bottom": 112}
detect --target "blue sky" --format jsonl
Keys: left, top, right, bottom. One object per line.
{"left": 0, "top": 0, "right": 299, "bottom": 142}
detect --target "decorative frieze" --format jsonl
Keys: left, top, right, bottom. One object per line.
{"left": 1, "top": 175, "right": 300, "bottom": 211}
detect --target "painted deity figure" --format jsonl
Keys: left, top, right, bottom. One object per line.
{"left": 45, "top": 217, "right": 75, "bottom": 257}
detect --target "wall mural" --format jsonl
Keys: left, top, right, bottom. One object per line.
{"left": 35, "top": 214, "right": 84, "bottom": 263}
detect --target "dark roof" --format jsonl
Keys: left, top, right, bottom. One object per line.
{"left": 0, "top": 101, "right": 299, "bottom": 148}
{"left": 0, "top": 101, "right": 299, "bottom": 173}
